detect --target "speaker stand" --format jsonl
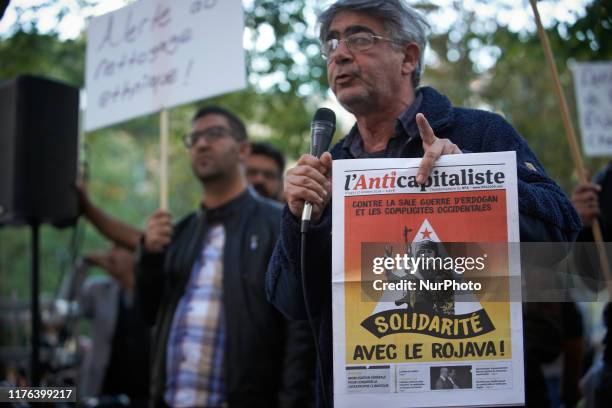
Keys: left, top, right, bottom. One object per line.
{"left": 30, "top": 221, "right": 41, "bottom": 386}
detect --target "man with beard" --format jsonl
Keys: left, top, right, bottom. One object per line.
{"left": 137, "top": 106, "right": 314, "bottom": 407}
{"left": 246, "top": 141, "right": 286, "bottom": 202}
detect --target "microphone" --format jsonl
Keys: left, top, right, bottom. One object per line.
{"left": 301, "top": 108, "right": 336, "bottom": 232}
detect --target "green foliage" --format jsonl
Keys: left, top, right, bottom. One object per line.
{"left": 1, "top": 0, "right": 611, "bottom": 299}
{"left": 473, "top": 0, "right": 612, "bottom": 190}
{"left": 0, "top": 29, "right": 85, "bottom": 86}
{"left": 244, "top": 0, "right": 328, "bottom": 95}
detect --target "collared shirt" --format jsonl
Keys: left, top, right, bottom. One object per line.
{"left": 342, "top": 90, "right": 423, "bottom": 159}
{"left": 165, "top": 224, "right": 226, "bottom": 408}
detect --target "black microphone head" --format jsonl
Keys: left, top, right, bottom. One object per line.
{"left": 313, "top": 107, "right": 336, "bottom": 124}
{"left": 311, "top": 108, "right": 336, "bottom": 158}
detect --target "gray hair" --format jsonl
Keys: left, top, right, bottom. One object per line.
{"left": 318, "top": 0, "right": 430, "bottom": 88}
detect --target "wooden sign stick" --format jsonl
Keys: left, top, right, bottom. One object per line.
{"left": 529, "top": 0, "right": 612, "bottom": 297}
{"left": 160, "top": 109, "right": 169, "bottom": 210}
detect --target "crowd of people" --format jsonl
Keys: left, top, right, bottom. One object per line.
{"left": 9, "top": 0, "right": 610, "bottom": 407}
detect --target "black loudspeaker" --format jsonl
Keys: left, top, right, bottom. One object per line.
{"left": 0, "top": 75, "right": 79, "bottom": 227}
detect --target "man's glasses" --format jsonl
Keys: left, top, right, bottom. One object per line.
{"left": 183, "top": 126, "right": 233, "bottom": 148}
{"left": 321, "top": 32, "right": 395, "bottom": 60}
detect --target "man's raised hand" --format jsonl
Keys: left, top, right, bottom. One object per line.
{"left": 416, "top": 113, "right": 461, "bottom": 185}
{"left": 144, "top": 209, "right": 173, "bottom": 253}
{"left": 571, "top": 182, "right": 601, "bottom": 226}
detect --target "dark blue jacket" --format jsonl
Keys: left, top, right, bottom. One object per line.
{"left": 266, "top": 86, "right": 582, "bottom": 407}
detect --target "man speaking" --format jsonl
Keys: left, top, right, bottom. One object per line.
{"left": 266, "top": 0, "right": 581, "bottom": 407}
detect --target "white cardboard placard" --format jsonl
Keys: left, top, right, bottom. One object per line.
{"left": 85, "top": 0, "right": 246, "bottom": 131}
{"left": 571, "top": 61, "right": 612, "bottom": 157}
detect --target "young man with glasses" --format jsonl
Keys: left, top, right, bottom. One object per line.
{"left": 137, "top": 106, "right": 314, "bottom": 407}
{"left": 266, "top": 0, "right": 581, "bottom": 406}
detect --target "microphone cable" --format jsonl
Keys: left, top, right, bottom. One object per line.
{"left": 299, "top": 107, "right": 335, "bottom": 408}
{"left": 301, "top": 219, "right": 330, "bottom": 408}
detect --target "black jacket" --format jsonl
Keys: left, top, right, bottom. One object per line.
{"left": 137, "top": 188, "right": 314, "bottom": 407}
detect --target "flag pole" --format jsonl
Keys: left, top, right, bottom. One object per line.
{"left": 529, "top": 0, "right": 612, "bottom": 297}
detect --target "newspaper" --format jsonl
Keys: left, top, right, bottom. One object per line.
{"left": 331, "top": 152, "right": 524, "bottom": 407}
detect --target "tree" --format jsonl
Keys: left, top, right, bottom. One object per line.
{"left": 475, "top": 0, "right": 612, "bottom": 190}
{"left": 1, "top": 0, "right": 608, "bottom": 298}
{"left": 0, "top": 0, "right": 326, "bottom": 297}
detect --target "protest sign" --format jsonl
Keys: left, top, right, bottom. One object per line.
{"left": 85, "top": 0, "right": 245, "bottom": 131}
{"left": 332, "top": 152, "right": 524, "bottom": 407}
{"left": 571, "top": 61, "right": 612, "bottom": 157}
